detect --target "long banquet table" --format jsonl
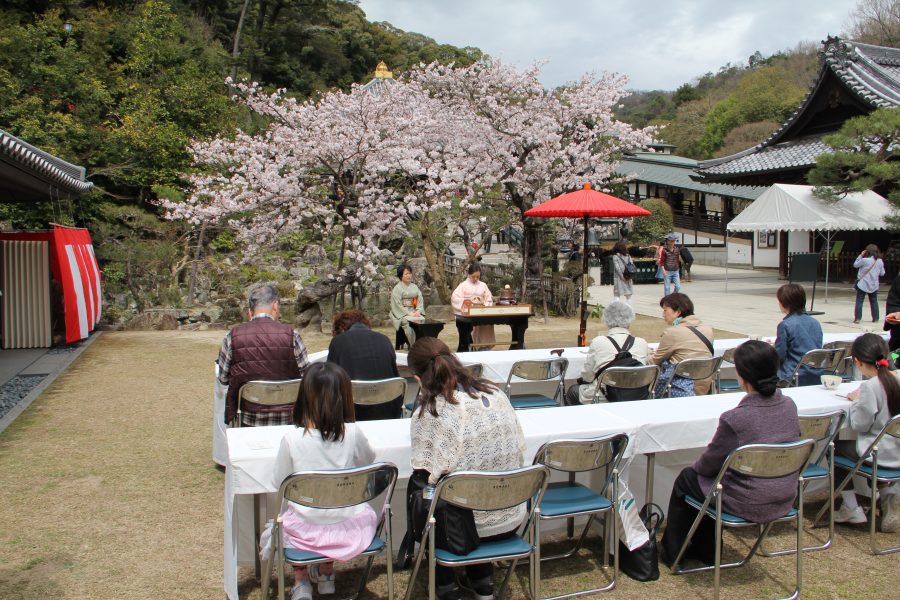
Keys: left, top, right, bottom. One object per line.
{"left": 222, "top": 380, "right": 857, "bottom": 600}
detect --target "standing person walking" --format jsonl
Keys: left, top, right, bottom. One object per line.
{"left": 611, "top": 239, "right": 635, "bottom": 306}
{"left": 679, "top": 244, "right": 694, "bottom": 282}
{"left": 659, "top": 233, "right": 683, "bottom": 296}
{"left": 853, "top": 244, "right": 885, "bottom": 323}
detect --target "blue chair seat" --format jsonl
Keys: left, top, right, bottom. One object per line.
{"left": 718, "top": 378, "right": 741, "bottom": 391}
{"left": 539, "top": 482, "right": 612, "bottom": 518}
{"left": 803, "top": 464, "right": 828, "bottom": 479}
{"left": 284, "top": 536, "right": 384, "bottom": 563}
{"left": 685, "top": 494, "right": 798, "bottom": 525}
{"left": 435, "top": 535, "right": 532, "bottom": 563}
{"left": 834, "top": 455, "right": 900, "bottom": 479}
{"left": 510, "top": 394, "right": 557, "bottom": 409}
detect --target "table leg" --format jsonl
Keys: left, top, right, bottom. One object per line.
{"left": 254, "top": 494, "right": 262, "bottom": 580}
{"left": 645, "top": 453, "right": 655, "bottom": 507}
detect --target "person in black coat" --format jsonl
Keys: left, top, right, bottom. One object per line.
{"left": 327, "top": 309, "right": 402, "bottom": 420}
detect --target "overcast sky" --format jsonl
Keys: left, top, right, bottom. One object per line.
{"left": 358, "top": 0, "right": 859, "bottom": 90}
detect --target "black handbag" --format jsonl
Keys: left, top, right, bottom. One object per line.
{"left": 397, "top": 469, "right": 480, "bottom": 567}
{"left": 617, "top": 503, "right": 663, "bottom": 582}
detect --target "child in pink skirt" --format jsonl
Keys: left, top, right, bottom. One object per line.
{"left": 271, "top": 362, "right": 377, "bottom": 600}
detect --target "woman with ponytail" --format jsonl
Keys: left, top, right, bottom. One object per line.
{"left": 833, "top": 333, "right": 900, "bottom": 531}
{"left": 661, "top": 341, "right": 801, "bottom": 566}
{"left": 407, "top": 337, "right": 526, "bottom": 600}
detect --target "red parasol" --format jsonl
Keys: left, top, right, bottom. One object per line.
{"left": 525, "top": 183, "right": 651, "bottom": 346}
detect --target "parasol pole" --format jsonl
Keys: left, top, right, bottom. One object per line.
{"left": 579, "top": 214, "right": 589, "bottom": 347}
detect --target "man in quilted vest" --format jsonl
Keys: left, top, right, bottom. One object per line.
{"left": 218, "top": 284, "right": 309, "bottom": 426}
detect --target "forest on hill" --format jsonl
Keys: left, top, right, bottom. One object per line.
{"left": 0, "top": 0, "right": 896, "bottom": 320}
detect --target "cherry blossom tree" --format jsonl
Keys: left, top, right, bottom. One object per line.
{"left": 408, "top": 59, "right": 656, "bottom": 302}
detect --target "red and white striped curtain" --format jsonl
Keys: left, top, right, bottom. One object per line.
{"left": 52, "top": 225, "right": 102, "bottom": 343}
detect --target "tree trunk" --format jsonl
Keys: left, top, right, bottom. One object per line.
{"left": 419, "top": 215, "right": 452, "bottom": 303}
{"left": 230, "top": 0, "right": 253, "bottom": 82}
{"left": 296, "top": 269, "right": 359, "bottom": 330}
{"left": 523, "top": 217, "right": 544, "bottom": 305}
{"left": 186, "top": 220, "right": 207, "bottom": 306}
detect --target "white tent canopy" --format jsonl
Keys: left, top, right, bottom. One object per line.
{"left": 726, "top": 183, "right": 891, "bottom": 233}
{"left": 724, "top": 184, "right": 892, "bottom": 301}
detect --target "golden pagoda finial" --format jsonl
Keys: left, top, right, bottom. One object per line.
{"left": 374, "top": 61, "right": 393, "bottom": 79}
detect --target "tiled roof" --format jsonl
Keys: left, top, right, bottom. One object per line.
{"left": 0, "top": 129, "right": 92, "bottom": 199}
{"left": 617, "top": 153, "right": 766, "bottom": 200}
{"left": 695, "top": 37, "right": 900, "bottom": 181}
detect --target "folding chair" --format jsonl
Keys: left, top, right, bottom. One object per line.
{"left": 404, "top": 465, "right": 551, "bottom": 600}
{"left": 233, "top": 378, "right": 303, "bottom": 427}
{"left": 814, "top": 413, "right": 900, "bottom": 555}
{"left": 352, "top": 377, "right": 407, "bottom": 416}
{"left": 594, "top": 365, "right": 659, "bottom": 402}
{"left": 262, "top": 462, "right": 399, "bottom": 600}
{"left": 662, "top": 356, "right": 722, "bottom": 397}
{"left": 670, "top": 439, "right": 816, "bottom": 600}
{"left": 823, "top": 340, "right": 854, "bottom": 381}
{"left": 532, "top": 434, "right": 628, "bottom": 598}
{"left": 403, "top": 364, "right": 482, "bottom": 417}
{"left": 784, "top": 348, "right": 844, "bottom": 388}
{"left": 504, "top": 358, "right": 568, "bottom": 409}
{"left": 762, "top": 410, "right": 845, "bottom": 555}
{"left": 716, "top": 348, "right": 741, "bottom": 393}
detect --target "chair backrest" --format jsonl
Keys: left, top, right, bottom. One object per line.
{"left": 823, "top": 341, "right": 853, "bottom": 377}
{"left": 596, "top": 365, "right": 659, "bottom": 401}
{"left": 462, "top": 363, "right": 483, "bottom": 378}
{"left": 504, "top": 358, "right": 568, "bottom": 399}
{"left": 721, "top": 347, "right": 736, "bottom": 364}
{"left": 797, "top": 348, "right": 844, "bottom": 374}
{"left": 351, "top": 377, "right": 407, "bottom": 406}
{"left": 673, "top": 356, "right": 723, "bottom": 381}
{"left": 239, "top": 378, "right": 303, "bottom": 407}
{"left": 278, "top": 462, "right": 398, "bottom": 511}
{"left": 799, "top": 410, "right": 845, "bottom": 464}
{"left": 719, "top": 439, "right": 815, "bottom": 484}
{"left": 533, "top": 434, "right": 628, "bottom": 496}
{"left": 433, "top": 465, "right": 550, "bottom": 513}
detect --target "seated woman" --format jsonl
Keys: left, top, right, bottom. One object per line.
{"left": 450, "top": 263, "right": 494, "bottom": 352}
{"left": 327, "top": 309, "right": 401, "bottom": 420}
{"left": 565, "top": 300, "right": 649, "bottom": 405}
{"left": 390, "top": 264, "right": 424, "bottom": 348}
{"left": 774, "top": 283, "right": 823, "bottom": 386}
{"left": 408, "top": 337, "right": 526, "bottom": 600}
{"left": 649, "top": 293, "right": 715, "bottom": 397}
{"left": 270, "top": 362, "right": 377, "bottom": 600}
{"left": 660, "top": 340, "right": 801, "bottom": 566}
{"left": 833, "top": 333, "right": 900, "bottom": 531}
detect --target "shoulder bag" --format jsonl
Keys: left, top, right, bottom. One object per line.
{"left": 856, "top": 258, "right": 878, "bottom": 292}
{"left": 617, "top": 503, "right": 664, "bottom": 581}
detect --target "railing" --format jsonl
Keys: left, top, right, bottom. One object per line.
{"left": 787, "top": 251, "right": 900, "bottom": 283}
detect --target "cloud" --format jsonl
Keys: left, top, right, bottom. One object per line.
{"left": 359, "top": 0, "right": 855, "bottom": 89}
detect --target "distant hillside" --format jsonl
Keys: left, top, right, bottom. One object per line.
{"left": 615, "top": 44, "right": 820, "bottom": 159}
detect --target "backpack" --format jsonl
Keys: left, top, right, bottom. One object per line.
{"left": 623, "top": 257, "right": 637, "bottom": 280}
{"left": 595, "top": 336, "right": 647, "bottom": 402}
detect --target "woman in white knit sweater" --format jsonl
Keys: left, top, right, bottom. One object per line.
{"left": 408, "top": 336, "right": 526, "bottom": 600}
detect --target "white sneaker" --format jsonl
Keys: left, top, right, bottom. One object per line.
{"left": 309, "top": 564, "right": 336, "bottom": 595}
{"left": 291, "top": 579, "right": 313, "bottom": 600}
{"left": 834, "top": 504, "right": 867, "bottom": 524}
{"left": 880, "top": 494, "right": 900, "bottom": 533}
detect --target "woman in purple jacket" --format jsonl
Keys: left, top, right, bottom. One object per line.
{"left": 660, "top": 340, "right": 801, "bottom": 566}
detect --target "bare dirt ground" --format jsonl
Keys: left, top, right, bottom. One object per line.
{"left": 0, "top": 318, "right": 897, "bottom": 599}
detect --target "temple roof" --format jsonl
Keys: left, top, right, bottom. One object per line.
{"left": 695, "top": 38, "right": 900, "bottom": 183}
{"left": 359, "top": 61, "right": 397, "bottom": 95}
{"left": 0, "top": 129, "right": 92, "bottom": 201}
{"left": 618, "top": 152, "right": 766, "bottom": 200}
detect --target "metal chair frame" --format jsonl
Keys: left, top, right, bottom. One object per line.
{"left": 352, "top": 377, "right": 407, "bottom": 409}
{"left": 823, "top": 340, "right": 854, "bottom": 381}
{"left": 761, "top": 411, "right": 845, "bottom": 556}
{"left": 504, "top": 358, "right": 569, "bottom": 410}
{"left": 813, "top": 413, "right": 900, "bottom": 555}
{"left": 594, "top": 365, "right": 660, "bottom": 402}
{"left": 404, "top": 465, "right": 551, "bottom": 600}
{"left": 664, "top": 356, "right": 722, "bottom": 397}
{"left": 786, "top": 348, "right": 845, "bottom": 387}
{"left": 531, "top": 435, "right": 628, "bottom": 598}
{"left": 262, "top": 462, "right": 399, "bottom": 600}
{"left": 716, "top": 348, "right": 741, "bottom": 393}
{"left": 670, "top": 439, "right": 816, "bottom": 600}
{"left": 234, "top": 378, "right": 304, "bottom": 428}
